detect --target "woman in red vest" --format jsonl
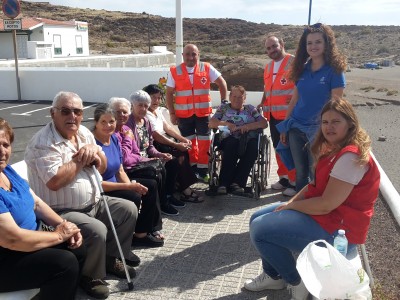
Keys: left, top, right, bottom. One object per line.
{"left": 244, "top": 98, "right": 380, "bottom": 300}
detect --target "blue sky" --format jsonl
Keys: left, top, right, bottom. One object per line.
{"left": 28, "top": 0, "right": 400, "bottom": 25}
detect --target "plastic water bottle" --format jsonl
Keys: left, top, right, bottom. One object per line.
{"left": 333, "top": 229, "right": 348, "bottom": 257}
{"left": 218, "top": 125, "right": 231, "bottom": 139}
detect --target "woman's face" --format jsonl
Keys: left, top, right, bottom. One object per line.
{"left": 132, "top": 102, "right": 149, "bottom": 119}
{"left": 229, "top": 89, "right": 246, "bottom": 110}
{"left": 321, "top": 110, "right": 351, "bottom": 145}
{"left": 113, "top": 102, "right": 130, "bottom": 126}
{"left": 306, "top": 32, "right": 325, "bottom": 59}
{"left": 0, "top": 130, "right": 11, "bottom": 171}
{"left": 95, "top": 113, "right": 116, "bottom": 137}
{"left": 149, "top": 92, "right": 162, "bottom": 112}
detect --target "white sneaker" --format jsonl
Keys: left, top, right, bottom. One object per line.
{"left": 282, "top": 187, "right": 296, "bottom": 197}
{"left": 271, "top": 178, "right": 289, "bottom": 190}
{"left": 244, "top": 272, "right": 286, "bottom": 291}
{"left": 288, "top": 280, "right": 309, "bottom": 300}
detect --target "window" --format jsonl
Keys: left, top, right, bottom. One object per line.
{"left": 76, "top": 35, "right": 83, "bottom": 54}
{"left": 53, "top": 34, "right": 62, "bottom": 55}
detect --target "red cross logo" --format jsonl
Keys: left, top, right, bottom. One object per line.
{"left": 280, "top": 78, "right": 287, "bottom": 85}
{"left": 201, "top": 77, "right": 208, "bottom": 85}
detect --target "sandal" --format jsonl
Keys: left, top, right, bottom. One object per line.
{"left": 151, "top": 230, "right": 165, "bottom": 240}
{"left": 180, "top": 190, "right": 204, "bottom": 203}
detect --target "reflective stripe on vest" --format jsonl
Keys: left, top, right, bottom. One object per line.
{"left": 264, "top": 89, "right": 294, "bottom": 97}
{"left": 263, "top": 105, "right": 289, "bottom": 112}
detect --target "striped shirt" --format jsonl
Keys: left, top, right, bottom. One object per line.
{"left": 25, "top": 122, "right": 100, "bottom": 211}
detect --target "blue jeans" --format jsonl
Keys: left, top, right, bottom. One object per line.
{"left": 249, "top": 203, "right": 356, "bottom": 285}
{"left": 288, "top": 128, "right": 314, "bottom": 191}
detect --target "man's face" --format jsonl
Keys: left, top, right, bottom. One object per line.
{"left": 183, "top": 46, "right": 199, "bottom": 68}
{"left": 51, "top": 96, "right": 83, "bottom": 139}
{"left": 265, "top": 37, "right": 284, "bottom": 61}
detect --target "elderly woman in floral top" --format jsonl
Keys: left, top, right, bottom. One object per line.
{"left": 209, "top": 85, "right": 268, "bottom": 195}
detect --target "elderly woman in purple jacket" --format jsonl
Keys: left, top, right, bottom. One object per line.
{"left": 109, "top": 92, "right": 184, "bottom": 218}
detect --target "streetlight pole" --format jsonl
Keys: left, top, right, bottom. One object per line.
{"left": 308, "top": 0, "right": 312, "bottom": 25}
{"left": 147, "top": 13, "right": 151, "bottom": 53}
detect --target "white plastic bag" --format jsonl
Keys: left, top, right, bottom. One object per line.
{"left": 296, "top": 240, "right": 372, "bottom": 299}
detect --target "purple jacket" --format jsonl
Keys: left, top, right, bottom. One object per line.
{"left": 116, "top": 115, "right": 161, "bottom": 169}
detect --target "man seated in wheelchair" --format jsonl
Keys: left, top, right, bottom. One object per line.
{"left": 209, "top": 85, "right": 268, "bottom": 195}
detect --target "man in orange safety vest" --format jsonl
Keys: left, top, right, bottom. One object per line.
{"left": 166, "top": 44, "right": 227, "bottom": 183}
{"left": 259, "top": 35, "right": 296, "bottom": 196}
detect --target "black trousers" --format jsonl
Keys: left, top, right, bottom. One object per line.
{"left": 105, "top": 181, "right": 158, "bottom": 234}
{"left": 154, "top": 141, "right": 197, "bottom": 191}
{"left": 0, "top": 243, "right": 86, "bottom": 300}
{"left": 219, "top": 136, "right": 258, "bottom": 188}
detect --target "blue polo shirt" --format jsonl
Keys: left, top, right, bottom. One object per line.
{"left": 291, "top": 61, "right": 345, "bottom": 126}
{"left": 96, "top": 134, "right": 122, "bottom": 183}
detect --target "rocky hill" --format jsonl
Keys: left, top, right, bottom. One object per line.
{"left": 17, "top": 1, "right": 400, "bottom": 91}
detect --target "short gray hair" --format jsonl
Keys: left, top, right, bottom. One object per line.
{"left": 108, "top": 97, "right": 131, "bottom": 114}
{"left": 52, "top": 91, "right": 82, "bottom": 107}
{"left": 129, "top": 90, "right": 151, "bottom": 106}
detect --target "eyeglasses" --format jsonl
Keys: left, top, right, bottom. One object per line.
{"left": 53, "top": 107, "right": 84, "bottom": 116}
{"left": 304, "top": 23, "right": 323, "bottom": 33}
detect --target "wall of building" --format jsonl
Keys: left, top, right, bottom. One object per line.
{"left": 42, "top": 25, "right": 89, "bottom": 57}
{"left": 0, "top": 32, "right": 17, "bottom": 59}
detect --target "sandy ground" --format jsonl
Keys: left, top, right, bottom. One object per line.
{"left": 344, "top": 67, "right": 400, "bottom": 298}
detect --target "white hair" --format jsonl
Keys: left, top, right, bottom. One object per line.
{"left": 108, "top": 97, "right": 131, "bottom": 114}
{"left": 52, "top": 91, "right": 82, "bottom": 107}
{"left": 129, "top": 90, "right": 151, "bottom": 106}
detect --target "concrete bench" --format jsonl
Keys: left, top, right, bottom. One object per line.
{"left": 0, "top": 161, "right": 39, "bottom": 300}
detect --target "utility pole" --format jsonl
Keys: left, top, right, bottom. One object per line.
{"left": 308, "top": 0, "right": 312, "bottom": 25}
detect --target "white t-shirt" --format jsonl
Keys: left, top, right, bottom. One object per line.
{"left": 272, "top": 58, "right": 284, "bottom": 83}
{"left": 330, "top": 152, "right": 369, "bottom": 185}
{"left": 146, "top": 109, "right": 166, "bottom": 135}
{"left": 166, "top": 63, "right": 222, "bottom": 88}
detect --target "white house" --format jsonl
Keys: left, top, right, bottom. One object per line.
{"left": 0, "top": 17, "right": 89, "bottom": 59}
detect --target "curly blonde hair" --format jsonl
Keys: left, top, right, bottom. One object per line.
{"left": 289, "top": 23, "right": 347, "bottom": 82}
{"left": 311, "top": 98, "right": 371, "bottom": 165}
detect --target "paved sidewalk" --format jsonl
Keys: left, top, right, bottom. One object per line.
{"left": 76, "top": 152, "right": 293, "bottom": 300}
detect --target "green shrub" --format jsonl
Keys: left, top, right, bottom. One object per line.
{"left": 377, "top": 88, "right": 388, "bottom": 92}
{"left": 110, "top": 35, "right": 127, "bottom": 42}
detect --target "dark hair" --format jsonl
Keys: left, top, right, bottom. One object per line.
{"left": 143, "top": 84, "right": 163, "bottom": 96}
{"left": 289, "top": 23, "right": 347, "bottom": 82}
{"left": 92, "top": 103, "right": 115, "bottom": 131}
{"left": 0, "top": 118, "right": 14, "bottom": 144}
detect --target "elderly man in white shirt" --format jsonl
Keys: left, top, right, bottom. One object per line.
{"left": 25, "top": 91, "right": 138, "bottom": 300}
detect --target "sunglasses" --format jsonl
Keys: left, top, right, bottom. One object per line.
{"left": 304, "top": 23, "right": 323, "bottom": 33}
{"left": 53, "top": 107, "right": 84, "bottom": 116}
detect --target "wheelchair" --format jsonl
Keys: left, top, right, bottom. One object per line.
{"left": 207, "top": 127, "right": 271, "bottom": 199}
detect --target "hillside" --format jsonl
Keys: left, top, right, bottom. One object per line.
{"left": 17, "top": 1, "right": 400, "bottom": 91}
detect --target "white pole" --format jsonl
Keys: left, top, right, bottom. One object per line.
{"left": 175, "top": 0, "right": 183, "bottom": 65}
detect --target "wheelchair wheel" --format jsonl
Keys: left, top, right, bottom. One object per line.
{"left": 254, "top": 180, "right": 262, "bottom": 199}
{"left": 259, "top": 135, "right": 270, "bottom": 190}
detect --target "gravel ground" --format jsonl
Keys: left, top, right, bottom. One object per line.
{"left": 345, "top": 68, "right": 400, "bottom": 298}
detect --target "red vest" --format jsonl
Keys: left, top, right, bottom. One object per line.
{"left": 262, "top": 54, "right": 295, "bottom": 120}
{"left": 305, "top": 145, "right": 380, "bottom": 244}
{"left": 170, "top": 62, "right": 212, "bottom": 118}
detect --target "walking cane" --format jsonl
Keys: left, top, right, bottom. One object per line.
{"left": 92, "top": 165, "right": 134, "bottom": 291}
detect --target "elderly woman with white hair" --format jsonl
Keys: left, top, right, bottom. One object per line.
{"left": 109, "top": 93, "right": 184, "bottom": 219}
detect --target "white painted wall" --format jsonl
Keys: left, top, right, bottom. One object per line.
{"left": 42, "top": 24, "right": 89, "bottom": 57}
{"left": 0, "top": 32, "right": 16, "bottom": 59}
{"left": 0, "top": 67, "right": 263, "bottom": 104}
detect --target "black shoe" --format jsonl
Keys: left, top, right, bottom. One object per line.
{"left": 125, "top": 252, "right": 141, "bottom": 267}
{"left": 168, "top": 195, "right": 186, "bottom": 208}
{"left": 230, "top": 183, "right": 244, "bottom": 195}
{"left": 132, "top": 233, "right": 164, "bottom": 248}
{"left": 161, "top": 204, "right": 179, "bottom": 216}
{"left": 79, "top": 276, "right": 110, "bottom": 299}
{"left": 106, "top": 256, "right": 136, "bottom": 279}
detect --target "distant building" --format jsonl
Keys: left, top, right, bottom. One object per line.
{"left": 0, "top": 17, "right": 89, "bottom": 59}
{"left": 381, "top": 60, "right": 395, "bottom": 67}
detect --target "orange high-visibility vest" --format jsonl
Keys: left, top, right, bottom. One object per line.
{"left": 170, "top": 62, "right": 212, "bottom": 118}
{"left": 262, "top": 54, "right": 295, "bottom": 120}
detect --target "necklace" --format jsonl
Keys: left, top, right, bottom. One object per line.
{"left": 0, "top": 172, "right": 11, "bottom": 191}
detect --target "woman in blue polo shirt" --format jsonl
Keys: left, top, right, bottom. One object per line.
{"left": 278, "top": 23, "right": 347, "bottom": 192}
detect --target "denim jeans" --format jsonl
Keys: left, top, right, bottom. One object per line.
{"left": 288, "top": 128, "right": 314, "bottom": 191}
{"left": 249, "top": 203, "right": 348, "bottom": 285}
